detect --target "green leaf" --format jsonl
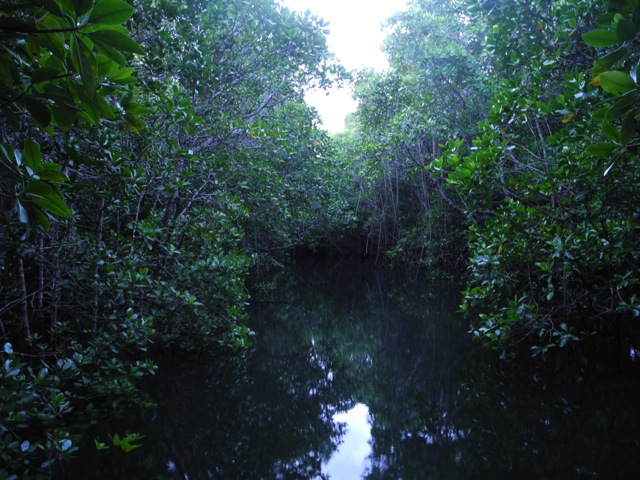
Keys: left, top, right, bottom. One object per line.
{"left": 38, "top": 17, "right": 68, "bottom": 60}
{"left": 72, "top": 35, "right": 97, "bottom": 94}
{"left": 122, "top": 442, "right": 142, "bottom": 453}
{"left": 596, "top": 13, "right": 615, "bottom": 27}
{"left": 36, "top": 168, "right": 68, "bottom": 182}
{"left": 30, "top": 194, "right": 72, "bottom": 218}
{"left": 39, "top": 15, "right": 68, "bottom": 59}
{"left": 599, "top": 71, "right": 637, "bottom": 94}
{"left": 52, "top": 103, "right": 77, "bottom": 131}
{"left": 593, "top": 46, "right": 627, "bottom": 73}
{"left": 76, "top": 86, "right": 101, "bottom": 124}
{"left": 604, "top": 94, "right": 637, "bottom": 120}
{"left": 95, "top": 440, "right": 110, "bottom": 450}
{"left": 112, "top": 75, "right": 137, "bottom": 85}
{"left": 97, "top": 55, "right": 119, "bottom": 77}
{"left": 87, "top": 30, "right": 143, "bottom": 54}
{"left": 616, "top": 18, "right": 637, "bottom": 41}
{"left": 71, "top": 0, "right": 93, "bottom": 16}
{"left": 601, "top": 120, "right": 620, "bottom": 142}
{"left": 30, "top": 208, "right": 51, "bottom": 231}
{"left": 124, "top": 111, "right": 146, "bottom": 132}
{"left": 620, "top": 113, "right": 635, "bottom": 145}
{"left": 0, "top": 144, "right": 20, "bottom": 177}
{"left": 92, "top": 37, "right": 127, "bottom": 65}
{"left": 586, "top": 142, "right": 617, "bottom": 156}
{"left": 92, "top": 92, "right": 116, "bottom": 119}
{"left": 89, "top": 0, "right": 134, "bottom": 25}
{"left": 35, "top": 0, "right": 65, "bottom": 16}
{"left": 582, "top": 29, "right": 620, "bottom": 47}
{"left": 108, "top": 66, "right": 134, "bottom": 80}
{"left": 23, "top": 139, "right": 42, "bottom": 170}
{"left": 25, "top": 179, "right": 55, "bottom": 196}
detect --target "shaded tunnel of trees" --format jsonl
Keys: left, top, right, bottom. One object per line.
{"left": 2, "top": 0, "right": 640, "bottom": 475}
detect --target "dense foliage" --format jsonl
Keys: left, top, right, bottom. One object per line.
{"left": 343, "top": 0, "right": 640, "bottom": 355}
{"left": 2, "top": 0, "right": 640, "bottom": 476}
{"left": 441, "top": 0, "right": 640, "bottom": 355}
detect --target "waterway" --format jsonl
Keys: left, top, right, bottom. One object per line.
{"left": 60, "top": 258, "right": 640, "bottom": 479}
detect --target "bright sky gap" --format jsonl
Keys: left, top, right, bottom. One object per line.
{"left": 279, "top": 0, "right": 410, "bottom": 132}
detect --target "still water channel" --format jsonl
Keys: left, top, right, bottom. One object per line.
{"left": 62, "top": 258, "right": 640, "bottom": 479}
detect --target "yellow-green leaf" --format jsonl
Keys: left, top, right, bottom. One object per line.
{"left": 108, "top": 66, "right": 134, "bottom": 80}
{"left": 582, "top": 29, "right": 620, "bottom": 47}
{"left": 599, "top": 71, "right": 636, "bottom": 95}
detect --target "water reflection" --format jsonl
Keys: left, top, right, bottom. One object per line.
{"left": 59, "top": 258, "right": 640, "bottom": 479}
{"left": 322, "top": 403, "right": 372, "bottom": 479}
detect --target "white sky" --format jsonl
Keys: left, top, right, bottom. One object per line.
{"left": 280, "top": 0, "right": 410, "bottom": 132}
{"left": 323, "top": 403, "right": 372, "bottom": 477}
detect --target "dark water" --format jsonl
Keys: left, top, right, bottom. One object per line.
{"left": 60, "top": 258, "right": 640, "bottom": 479}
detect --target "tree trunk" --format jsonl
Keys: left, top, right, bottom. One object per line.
{"left": 50, "top": 222, "right": 60, "bottom": 331}
{"left": 37, "top": 236, "right": 44, "bottom": 327}
{"left": 18, "top": 255, "right": 32, "bottom": 345}
{"left": 93, "top": 198, "right": 105, "bottom": 331}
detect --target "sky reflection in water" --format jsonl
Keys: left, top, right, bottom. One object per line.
{"left": 322, "top": 403, "right": 372, "bottom": 480}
